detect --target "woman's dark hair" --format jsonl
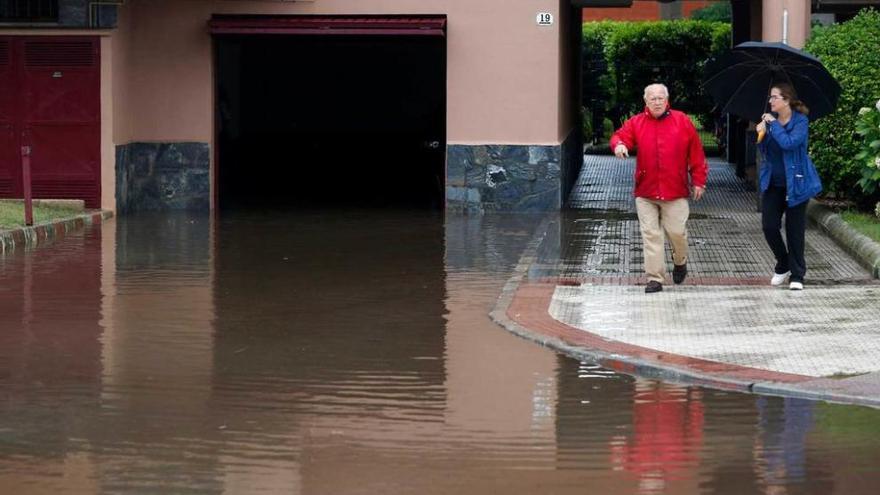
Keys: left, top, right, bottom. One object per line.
{"left": 773, "top": 83, "right": 810, "bottom": 115}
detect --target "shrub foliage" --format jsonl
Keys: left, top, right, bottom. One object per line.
{"left": 804, "top": 9, "right": 880, "bottom": 206}
{"left": 582, "top": 20, "right": 730, "bottom": 138}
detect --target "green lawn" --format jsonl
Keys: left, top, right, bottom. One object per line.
{"left": 840, "top": 210, "right": 880, "bottom": 243}
{"left": 0, "top": 201, "right": 84, "bottom": 230}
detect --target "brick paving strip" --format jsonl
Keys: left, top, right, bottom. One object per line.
{"left": 0, "top": 210, "right": 113, "bottom": 254}
{"left": 492, "top": 156, "right": 880, "bottom": 408}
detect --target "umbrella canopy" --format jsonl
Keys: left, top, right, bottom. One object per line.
{"left": 702, "top": 41, "right": 841, "bottom": 122}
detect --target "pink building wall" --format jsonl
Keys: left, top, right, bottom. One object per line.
{"left": 112, "top": 0, "right": 572, "bottom": 147}
{"left": 761, "top": 0, "right": 811, "bottom": 48}
{"left": 99, "top": 0, "right": 579, "bottom": 211}
{"left": 3, "top": 1, "right": 815, "bottom": 211}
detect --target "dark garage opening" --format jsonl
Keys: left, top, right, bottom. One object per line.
{"left": 213, "top": 18, "right": 447, "bottom": 210}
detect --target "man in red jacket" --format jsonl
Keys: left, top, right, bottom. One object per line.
{"left": 610, "top": 83, "right": 708, "bottom": 293}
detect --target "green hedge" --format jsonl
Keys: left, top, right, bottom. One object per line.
{"left": 690, "top": 3, "right": 731, "bottom": 22}
{"left": 582, "top": 21, "right": 619, "bottom": 139}
{"left": 582, "top": 20, "right": 730, "bottom": 133}
{"left": 804, "top": 9, "right": 880, "bottom": 207}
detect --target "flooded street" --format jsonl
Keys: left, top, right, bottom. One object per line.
{"left": 1, "top": 210, "right": 879, "bottom": 494}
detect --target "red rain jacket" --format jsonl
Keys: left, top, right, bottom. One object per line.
{"left": 610, "top": 107, "right": 708, "bottom": 201}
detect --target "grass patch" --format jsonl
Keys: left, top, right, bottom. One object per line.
{"left": 816, "top": 402, "right": 880, "bottom": 440}
{"left": 0, "top": 201, "right": 84, "bottom": 230}
{"left": 826, "top": 371, "right": 870, "bottom": 380}
{"left": 840, "top": 210, "right": 880, "bottom": 243}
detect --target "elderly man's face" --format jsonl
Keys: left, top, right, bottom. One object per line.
{"left": 644, "top": 89, "right": 668, "bottom": 118}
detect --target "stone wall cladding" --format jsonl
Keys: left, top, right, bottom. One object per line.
{"left": 559, "top": 129, "right": 582, "bottom": 205}
{"left": 116, "top": 142, "right": 210, "bottom": 213}
{"left": 446, "top": 144, "right": 563, "bottom": 212}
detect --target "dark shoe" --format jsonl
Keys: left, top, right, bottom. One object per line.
{"left": 672, "top": 263, "right": 688, "bottom": 285}
{"left": 645, "top": 281, "right": 663, "bottom": 293}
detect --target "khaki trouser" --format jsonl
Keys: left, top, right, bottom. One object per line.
{"left": 635, "top": 197, "right": 690, "bottom": 283}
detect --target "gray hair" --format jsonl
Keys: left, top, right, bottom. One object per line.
{"left": 644, "top": 83, "right": 669, "bottom": 99}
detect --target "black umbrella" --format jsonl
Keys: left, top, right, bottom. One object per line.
{"left": 702, "top": 41, "right": 841, "bottom": 122}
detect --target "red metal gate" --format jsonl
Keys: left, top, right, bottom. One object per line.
{"left": 0, "top": 36, "right": 101, "bottom": 208}
{"left": 0, "top": 38, "right": 15, "bottom": 199}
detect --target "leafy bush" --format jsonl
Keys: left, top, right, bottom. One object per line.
{"left": 854, "top": 100, "right": 880, "bottom": 216}
{"left": 690, "top": 2, "right": 731, "bottom": 22}
{"left": 606, "top": 21, "right": 730, "bottom": 120}
{"left": 804, "top": 9, "right": 880, "bottom": 207}
{"left": 581, "top": 22, "right": 618, "bottom": 103}
{"left": 582, "top": 21, "right": 618, "bottom": 140}
{"left": 582, "top": 20, "right": 730, "bottom": 140}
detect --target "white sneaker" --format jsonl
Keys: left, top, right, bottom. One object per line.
{"left": 770, "top": 271, "right": 790, "bottom": 286}
{"left": 789, "top": 281, "right": 804, "bottom": 291}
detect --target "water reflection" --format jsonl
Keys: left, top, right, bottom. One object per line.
{"left": 0, "top": 210, "right": 879, "bottom": 493}
{"left": 610, "top": 382, "right": 704, "bottom": 493}
{"left": 753, "top": 397, "right": 832, "bottom": 494}
{"left": 99, "top": 213, "right": 220, "bottom": 493}
{"left": 213, "top": 209, "right": 447, "bottom": 416}
{"left": 0, "top": 227, "right": 104, "bottom": 492}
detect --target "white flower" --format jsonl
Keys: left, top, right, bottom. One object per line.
{"left": 859, "top": 107, "right": 872, "bottom": 116}
{"left": 875, "top": 156, "right": 880, "bottom": 169}
{"left": 876, "top": 99, "right": 880, "bottom": 112}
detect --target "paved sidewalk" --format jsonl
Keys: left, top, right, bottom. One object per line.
{"left": 493, "top": 155, "right": 880, "bottom": 407}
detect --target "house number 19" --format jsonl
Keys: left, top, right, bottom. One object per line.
{"left": 536, "top": 13, "right": 554, "bottom": 26}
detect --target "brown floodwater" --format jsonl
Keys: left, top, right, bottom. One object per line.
{"left": 1, "top": 209, "right": 879, "bottom": 494}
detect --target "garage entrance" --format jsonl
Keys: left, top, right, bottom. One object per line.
{"left": 211, "top": 16, "right": 447, "bottom": 210}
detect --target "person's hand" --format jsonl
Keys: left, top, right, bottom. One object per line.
{"left": 692, "top": 185, "right": 705, "bottom": 202}
{"left": 755, "top": 121, "right": 766, "bottom": 133}
{"left": 614, "top": 143, "right": 629, "bottom": 158}
{"left": 761, "top": 113, "right": 776, "bottom": 123}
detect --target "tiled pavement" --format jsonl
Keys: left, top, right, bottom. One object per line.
{"left": 533, "top": 155, "right": 871, "bottom": 283}
{"left": 549, "top": 285, "right": 880, "bottom": 377}
{"left": 493, "top": 155, "right": 880, "bottom": 407}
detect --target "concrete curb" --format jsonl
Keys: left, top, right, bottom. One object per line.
{"left": 490, "top": 304, "right": 758, "bottom": 394}
{"left": 807, "top": 200, "right": 880, "bottom": 278}
{"left": 0, "top": 210, "right": 113, "bottom": 254}
{"left": 751, "top": 380, "right": 880, "bottom": 408}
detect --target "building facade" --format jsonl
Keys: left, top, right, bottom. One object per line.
{"left": 0, "top": 0, "right": 818, "bottom": 213}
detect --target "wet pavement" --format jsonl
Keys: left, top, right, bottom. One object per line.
{"left": 498, "top": 155, "right": 880, "bottom": 407}
{"left": 2, "top": 197, "right": 880, "bottom": 492}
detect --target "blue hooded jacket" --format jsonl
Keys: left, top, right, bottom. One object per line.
{"left": 757, "top": 110, "right": 822, "bottom": 207}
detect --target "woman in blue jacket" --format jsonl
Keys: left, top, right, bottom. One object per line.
{"left": 755, "top": 83, "right": 823, "bottom": 290}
